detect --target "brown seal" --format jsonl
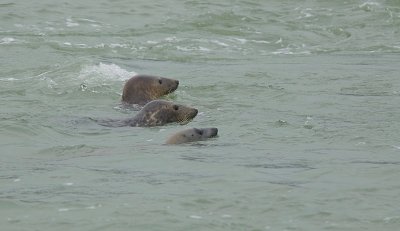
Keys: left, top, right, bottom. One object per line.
{"left": 166, "top": 127, "right": 218, "bottom": 144}
{"left": 96, "top": 100, "right": 198, "bottom": 127}
{"left": 122, "top": 74, "right": 179, "bottom": 105}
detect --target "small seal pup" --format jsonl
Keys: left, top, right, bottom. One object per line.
{"left": 97, "top": 100, "right": 198, "bottom": 127}
{"left": 122, "top": 74, "right": 179, "bottom": 105}
{"left": 166, "top": 127, "right": 218, "bottom": 145}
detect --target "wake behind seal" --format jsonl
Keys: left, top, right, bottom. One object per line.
{"left": 122, "top": 74, "right": 179, "bottom": 105}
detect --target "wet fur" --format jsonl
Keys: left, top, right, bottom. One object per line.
{"left": 166, "top": 127, "right": 218, "bottom": 144}
{"left": 122, "top": 74, "right": 179, "bottom": 105}
{"left": 97, "top": 100, "right": 198, "bottom": 127}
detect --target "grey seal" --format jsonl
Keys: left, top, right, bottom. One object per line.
{"left": 122, "top": 74, "right": 179, "bottom": 105}
{"left": 97, "top": 100, "right": 198, "bottom": 127}
{"left": 166, "top": 127, "right": 218, "bottom": 144}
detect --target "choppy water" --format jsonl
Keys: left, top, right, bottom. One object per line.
{"left": 1, "top": 0, "right": 400, "bottom": 230}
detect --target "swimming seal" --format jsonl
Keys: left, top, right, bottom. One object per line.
{"left": 166, "top": 127, "right": 218, "bottom": 144}
{"left": 97, "top": 100, "right": 198, "bottom": 127}
{"left": 122, "top": 74, "right": 179, "bottom": 105}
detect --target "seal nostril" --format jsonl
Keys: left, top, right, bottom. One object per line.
{"left": 176, "top": 80, "right": 179, "bottom": 85}
{"left": 159, "top": 79, "right": 162, "bottom": 84}
{"left": 213, "top": 128, "right": 218, "bottom": 136}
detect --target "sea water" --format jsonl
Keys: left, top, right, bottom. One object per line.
{"left": 1, "top": 0, "right": 400, "bottom": 230}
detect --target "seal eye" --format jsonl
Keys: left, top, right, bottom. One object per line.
{"left": 158, "top": 79, "right": 162, "bottom": 84}
{"left": 173, "top": 105, "right": 179, "bottom": 110}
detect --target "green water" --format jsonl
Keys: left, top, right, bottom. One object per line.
{"left": 1, "top": 0, "right": 400, "bottom": 230}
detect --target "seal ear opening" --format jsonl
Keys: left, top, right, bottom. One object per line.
{"left": 158, "top": 79, "right": 162, "bottom": 84}
{"left": 173, "top": 105, "right": 179, "bottom": 110}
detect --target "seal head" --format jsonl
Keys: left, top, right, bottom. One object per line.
{"left": 166, "top": 127, "right": 218, "bottom": 144}
{"left": 125, "top": 100, "right": 198, "bottom": 127}
{"left": 122, "top": 74, "right": 179, "bottom": 105}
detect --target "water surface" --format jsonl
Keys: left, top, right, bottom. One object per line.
{"left": 1, "top": 0, "right": 400, "bottom": 230}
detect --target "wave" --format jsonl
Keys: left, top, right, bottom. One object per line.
{"left": 78, "top": 63, "right": 135, "bottom": 82}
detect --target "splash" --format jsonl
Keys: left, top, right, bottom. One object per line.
{"left": 0, "top": 37, "right": 16, "bottom": 44}
{"left": 78, "top": 63, "right": 136, "bottom": 82}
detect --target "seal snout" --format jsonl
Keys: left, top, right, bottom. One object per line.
{"left": 167, "top": 79, "right": 179, "bottom": 93}
{"left": 203, "top": 127, "right": 218, "bottom": 138}
{"left": 173, "top": 80, "right": 179, "bottom": 90}
{"left": 209, "top": 128, "right": 218, "bottom": 137}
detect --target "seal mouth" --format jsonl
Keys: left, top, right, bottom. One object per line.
{"left": 168, "top": 81, "right": 179, "bottom": 94}
{"left": 178, "top": 109, "right": 198, "bottom": 125}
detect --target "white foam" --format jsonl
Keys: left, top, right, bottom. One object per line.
{"left": 250, "top": 39, "right": 270, "bottom": 44}
{"left": 1, "top": 37, "right": 16, "bottom": 44}
{"left": 0, "top": 78, "right": 18, "bottom": 81}
{"left": 272, "top": 47, "right": 311, "bottom": 55}
{"left": 189, "top": 215, "right": 202, "bottom": 219}
{"left": 165, "top": 36, "right": 179, "bottom": 42}
{"left": 80, "top": 18, "right": 98, "bottom": 23}
{"left": 66, "top": 18, "right": 79, "bottom": 27}
{"left": 176, "top": 46, "right": 210, "bottom": 52}
{"left": 232, "top": 38, "right": 247, "bottom": 44}
{"left": 85, "top": 204, "right": 102, "bottom": 210}
{"left": 383, "top": 216, "right": 400, "bottom": 223}
{"left": 211, "top": 40, "right": 229, "bottom": 47}
{"left": 359, "top": 2, "right": 380, "bottom": 8}
{"left": 58, "top": 208, "right": 71, "bottom": 212}
{"left": 79, "top": 63, "right": 136, "bottom": 82}
{"left": 109, "top": 43, "right": 128, "bottom": 48}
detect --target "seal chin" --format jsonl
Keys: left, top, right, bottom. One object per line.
{"left": 179, "top": 120, "right": 191, "bottom": 125}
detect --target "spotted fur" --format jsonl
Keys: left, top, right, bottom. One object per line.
{"left": 124, "top": 100, "right": 198, "bottom": 127}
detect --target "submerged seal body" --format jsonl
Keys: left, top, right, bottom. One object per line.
{"left": 166, "top": 127, "right": 218, "bottom": 144}
{"left": 97, "top": 100, "right": 198, "bottom": 127}
{"left": 122, "top": 74, "right": 179, "bottom": 105}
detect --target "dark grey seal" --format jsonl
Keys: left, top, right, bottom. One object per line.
{"left": 97, "top": 100, "right": 198, "bottom": 127}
